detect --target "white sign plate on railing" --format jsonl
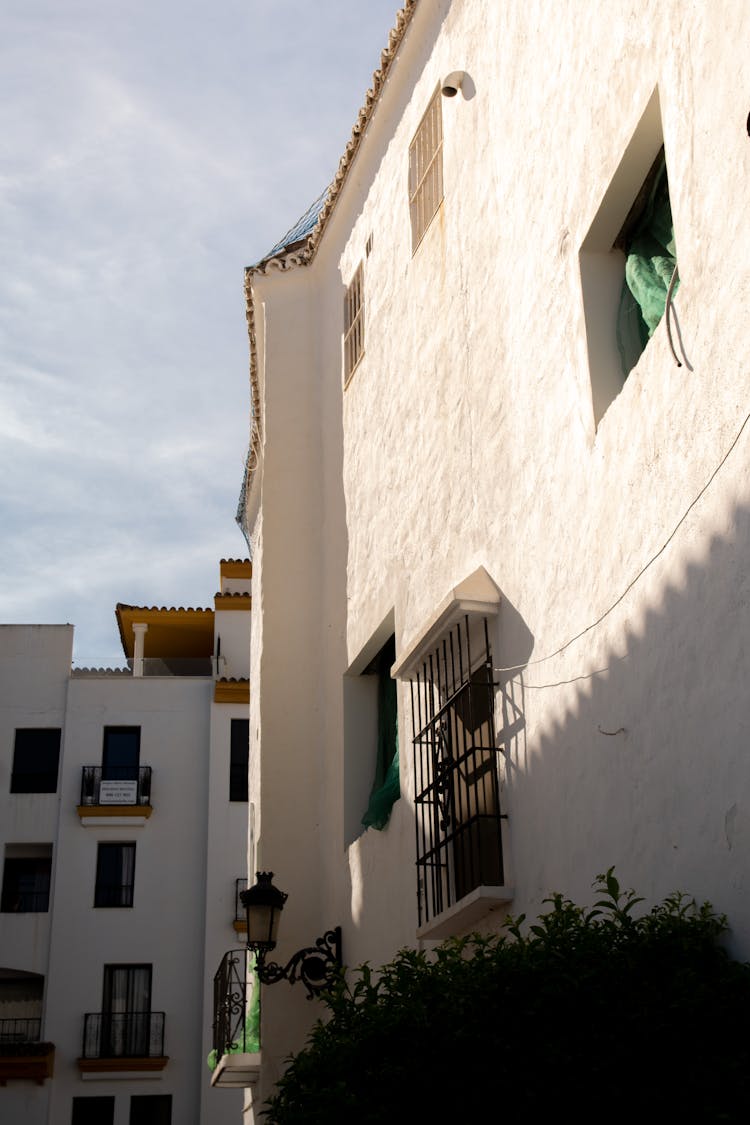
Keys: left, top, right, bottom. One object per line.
{"left": 99, "top": 780, "right": 138, "bottom": 805}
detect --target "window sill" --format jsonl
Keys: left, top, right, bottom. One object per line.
{"left": 416, "top": 885, "right": 514, "bottom": 941}
{"left": 210, "top": 1051, "right": 261, "bottom": 1089}
{"left": 77, "top": 806, "right": 152, "bottom": 827}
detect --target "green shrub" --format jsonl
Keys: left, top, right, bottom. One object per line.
{"left": 264, "top": 871, "right": 750, "bottom": 1123}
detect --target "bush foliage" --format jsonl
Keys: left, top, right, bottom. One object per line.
{"left": 264, "top": 871, "right": 750, "bottom": 1123}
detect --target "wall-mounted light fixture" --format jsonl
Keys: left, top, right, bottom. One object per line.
{"left": 240, "top": 872, "right": 342, "bottom": 999}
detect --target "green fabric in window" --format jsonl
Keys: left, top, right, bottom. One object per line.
{"left": 361, "top": 644, "right": 400, "bottom": 831}
{"left": 616, "top": 153, "right": 678, "bottom": 378}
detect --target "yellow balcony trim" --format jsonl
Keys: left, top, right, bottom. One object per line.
{"left": 77, "top": 805, "right": 153, "bottom": 819}
{"left": 214, "top": 680, "right": 250, "bottom": 704}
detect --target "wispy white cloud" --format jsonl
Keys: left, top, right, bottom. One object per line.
{"left": 0, "top": 0, "right": 401, "bottom": 656}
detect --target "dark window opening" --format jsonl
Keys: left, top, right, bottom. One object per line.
{"left": 10, "top": 729, "right": 61, "bottom": 793}
{"left": 361, "top": 635, "right": 400, "bottom": 831}
{"left": 410, "top": 616, "right": 504, "bottom": 927}
{"left": 130, "top": 1095, "right": 172, "bottom": 1125}
{"left": 102, "top": 727, "right": 141, "bottom": 781}
{"left": 94, "top": 843, "right": 136, "bottom": 908}
{"left": 230, "top": 719, "right": 249, "bottom": 802}
{"left": 71, "top": 1097, "right": 115, "bottom": 1125}
{"left": 1, "top": 854, "right": 52, "bottom": 913}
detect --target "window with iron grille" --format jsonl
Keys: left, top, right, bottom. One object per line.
{"left": 94, "top": 842, "right": 136, "bottom": 907}
{"left": 343, "top": 261, "right": 365, "bottom": 385}
{"left": 409, "top": 87, "right": 444, "bottom": 253}
{"left": 409, "top": 616, "right": 504, "bottom": 927}
{"left": 10, "top": 728, "right": 61, "bottom": 793}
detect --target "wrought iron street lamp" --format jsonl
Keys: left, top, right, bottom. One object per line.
{"left": 240, "top": 872, "right": 342, "bottom": 999}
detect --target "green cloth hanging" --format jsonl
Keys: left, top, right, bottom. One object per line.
{"left": 616, "top": 153, "right": 678, "bottom": 377}
{"left": 361, "top": 645, "right": 400, "bottom": 831}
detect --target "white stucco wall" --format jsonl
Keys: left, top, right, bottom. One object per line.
{"left": 245, "top": 0, "right": 750, "bottom": 1113}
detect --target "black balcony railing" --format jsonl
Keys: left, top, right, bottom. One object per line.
{"left": 79, "top": 766, "right": 152, "bottom": 807}
{"left": 81, "top": 1012, "right": 165, "bottom": 1059}
{"left": 235, "top": 879, "right": 247, "bottom": 923}
{"left": 0, "top": 1018, "right": 41, "bottom": 1044}
{"left": 213, "top": 949, "right": 258, "bottom": 1060}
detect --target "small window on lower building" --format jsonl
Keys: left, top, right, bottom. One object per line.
{"left": 71, "top": 1098, "right": 114, "bottom": 1125}
{"left": 130, "top": 1094, "right": 172, "bottom": 1125}
{"left": 1, "top": 847, "right": 52, "bottom": 913}
{"left": 94, "top": 843, "right": 136, "bottom": 908}
{"left": 10, "top": 729, "right": 61, "bottom": 793}
{"left": 72, "top": 1097, "right": 115, "bottom": 1125}
{"left": 229, "top": 719, "right": 249, "bottom": 802}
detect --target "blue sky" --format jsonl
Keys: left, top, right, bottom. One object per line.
{"left": 0, "top": 0, "right": 401, "bottom": 661}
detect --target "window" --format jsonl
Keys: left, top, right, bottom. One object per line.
{"left": 130, "top": 1095, "right": 172, "bottom": 1125}
{"left": 102, "top": 727, "right": 140, "bottom": 780}
{"left": 408, "top": 616, "right": 504, "bottom": 928}
{"left": 100, "top": 964, "right": 152, "bottom": 1058}
{"left": 1, "top": 847, "right": 52, "bottom": 912}
{"left": 360, "top": 635, "right": 399, "bottom": 832}
{"left": 10, "top": 728, "right": 61, "bottom": 793}
{"left": 579, "top": 88, "right": 676, "bottom": 424}
{"left": 229, "top": 718, "right": 249, "bottom": 802}
{"left": 343, "top": 261, "right": 365, "bottom": 384}
{"left": 409, "top": 87, "right": 443, "bottom": 252}
{"left": 71, "top": 1097, "right": 115, "bottom": 1125}
{"left": 94, "top": 843, "right": 136, "bottom": 907}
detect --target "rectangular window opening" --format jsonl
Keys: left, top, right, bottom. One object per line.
{"left": 409, "top": 616, "right": 504, "bottom": 927}
{"left": 1, "top": 847, "right": 52, "bottom": 913}
{"left": 229, "top": 718, "right": 249, "bottom": 802}
{"left": 343, "top": 261, "right": 365, "bottom": 385}
{"left": 94, "top": 843, "right": 136, "bottom": 908}
{"left": 409, "top": 87, "right": 444, "bottom": 253}
{"left": 129, "top": 1095, "right": 172, "bottom": 1125}
{"left": 72, "top": 1097, "right": 115, "bottom": 1125}
{"left": 10, "top": 729, "right": 61, "bottom": 793}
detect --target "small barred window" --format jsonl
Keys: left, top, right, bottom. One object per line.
{"left": 409, "top": 88, "right": 444, "bottom": 252}
{"left": 344, "top": 261, "right": 365, "bottom": 385}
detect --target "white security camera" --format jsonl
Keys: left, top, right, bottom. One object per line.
{"left": 441, "top": 71, "right": 465, "bottom": 97}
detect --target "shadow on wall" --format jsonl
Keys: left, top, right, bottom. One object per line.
{"left": 501, "top": 499, "right": 750, "bottom": 956}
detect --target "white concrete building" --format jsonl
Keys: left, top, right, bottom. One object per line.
{"left": 0, "top": 560, "right": 251, "bottom": 1125}
{"left": 230, "top": 0, "right": 750, "bottom": 1116}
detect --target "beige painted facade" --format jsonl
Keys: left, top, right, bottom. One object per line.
{"left": 240, "top": 0, "right": 750, "bottom": 1113}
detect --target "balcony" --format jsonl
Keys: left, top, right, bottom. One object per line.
{"left": 233, "top": 879, "right": 247, "bottom": 935}
{"left": 210, "top": 949, "right": 260, "bottom": 1089}
{"left": 78, "top": 1012, "right": 167, "bottom": 1077}
{"left": 0, "top": 1021, "right": 54, "bottom": 1085}
{"left": 77, "top": 767, "right": 153, "bottom": 826}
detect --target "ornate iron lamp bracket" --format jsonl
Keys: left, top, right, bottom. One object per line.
{"left": 255, "top": 926, "right": 342, "bottom": 1000}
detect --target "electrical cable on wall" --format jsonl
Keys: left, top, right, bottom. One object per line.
{"left": 494, "top": 402, "right": 750, "bottom": 681}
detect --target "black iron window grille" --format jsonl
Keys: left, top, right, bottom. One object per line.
{"left": 80, "top": 766, "right": 152, "bottom": 807}
{"left": 213, "top": 948, "right": 257, "bottom": 1059}
{"left": 81, "top": 1012, "right": 165, "bottom": 1059}
{"left": 410, "top": 615, "right": 505, "bottom": 927}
